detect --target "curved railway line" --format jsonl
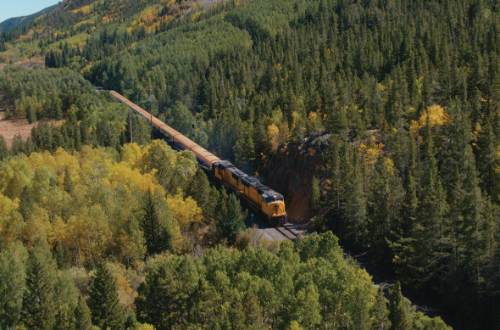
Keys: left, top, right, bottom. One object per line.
{"left": 109, "top": 91, "right": 300, "bottom": 238}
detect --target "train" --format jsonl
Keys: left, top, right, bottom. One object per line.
{"left": 109, "top": 91, "right": 287, "bottom": 226}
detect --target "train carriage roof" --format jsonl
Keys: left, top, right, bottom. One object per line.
{"left": 213, "top": 160, "right": 284, "bottom": 203}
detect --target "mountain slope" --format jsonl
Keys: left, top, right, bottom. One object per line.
{"left": 0, "top": 0, "right": 498, "bottom": 329}
{"left": 0, "top": 4, "right": 58, "bottom": 33}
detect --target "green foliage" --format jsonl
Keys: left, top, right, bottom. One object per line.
{"left": 225, "top": 0, "right": 308, "bottom": 39}
{"left": 0, "top": 141, "right": 201, "bottom": 266}
{"left": 0, "top": 0, "right": 497, "bottom": 327}
{"left": 388, "top": 282, "right": 412, "bottom": 330}
{"left": 216, "top": 191, "right": 246, "bottom": 244}
{"left": 310, "top": 176, "right": 321, "bottom": 212}
{"left": 0, "top": 67, "right": 127, "bottom": 154}
{"left": 21, "top": 241, "right": 58, "bottom": 330}
{"left": 142, "top": 188, "right": 173, "bottom": 255}
{"left": 53, "top": 271, "right": 80, "bottom": 330}
{"left": 88, "top": 263, "right": 126, "bottom": 330}
{"left": 74, "top": 296, "right": 93, "bottom": 330}
{"left": 0, "top": 136, "right": 8, "bottom": 161}
{"left": 136, "top": 233, "right": 444, "bottom": 329}
{"left": 0, "top": 243, "right": 28, "bottom": 328}
{"left": 372, "top": 288, "right": 391, "bottom": 330}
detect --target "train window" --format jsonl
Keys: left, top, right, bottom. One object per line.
{"left": 264, "top": 196, "right": 275, "bottom": 203}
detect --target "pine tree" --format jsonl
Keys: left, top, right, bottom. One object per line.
{"left": 11, "top": 135, "right": 26, "bottom": 155}
{"left": 343, "top": 151, "right": 368, "bottom": 246}
{"left": 0, "top": 243, "right": 27, "bottom": 329}
{"left": 310, "top": 176, "right": 321, "bottom": 212}
{"left": 387, "top": 282, "right": 412, "bottom": 330}
{"left": 403, "top": 122, "right": 450, "bottom": 287}
{"left": 186, "top": 169, "right": 211, "bottom": 211}
{"left": 74, "top": 296, "right": 92, "bottom": 330}
{"left": 63, "top": 167, "right": 74, "bottom": 193}
{"left": 476, "top": 119, "right": 499, "bottom": 203}
{"left": 88, "top": 263, "right": 125, "bottom": 330}
{"left": 53, "top": 271, "right": 79, "bottom": 330}
{"left": 142, "top": 189, "right": 172, "bottom": 255}
{"left": 233, "top": 122, "right": 256, "bottom": 171}
{"left": 371, "top": 288, "right": 391, "bottom": 330}
{"left": 216, "top": 191, "right": 246, "bottom": 244}
{"left": 0, "top": 136, "right": 8, "bottom": 160}
{"left": 21, "top": 242, "right": 58, "bottom": 330}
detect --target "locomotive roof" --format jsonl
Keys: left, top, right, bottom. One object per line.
{"left": 214, "top": 160, "right": 284, "bottom": 202}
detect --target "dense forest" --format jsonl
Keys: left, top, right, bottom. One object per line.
{"left": 0, "top": 0, "right": 498, "bottom": 328}
{"left": 0, "top": 67, "right": 131, "bottom": 154}
{"left": 84, "top": 1, "right": 499, "bottom": 326}
{"left": 0, "top": 142, "right": 450, "bottom": 329}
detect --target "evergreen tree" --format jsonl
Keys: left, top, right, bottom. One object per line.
{"left": 400, "top": 122, "right": 450, "bottom": 288}
{"left": 11, "top": 135, "right": 26, "bottom": 155}
{"left": 74, "top": 296, "right": 93, "bottom": 330}
{"left": 53, "top": 271, "right": 79, "bottom": 330}
{"left": 63, "top": 167, "right": 74, "bottom": 193}
{"left": 88, "top": 263, "right": 125, "bottom": 330}
{"left": 141, "top": 189, "right": 172, "bottom": 255}
{"left": 233, "top": 122, "right": 256, "bottom": 171}
{"left": 186, "top": 168, "right": 211, "bottom": 211}
{"left": 0, "top": 136, "right": 8, "bottom": 160}
{"left": 343, "top": 151, "right": 368, "bottom": 246}
{"left": 310, "top": 176, "right": 321, "bottom": 213}
{"left": 387, "top": 282, "right": 412, "bottom": 330}
{"left": 216, "top": 191, "right": 246, "bottom": 244}
{"left": 21, "top": 241, "right": 58, "bottom": 330}
{"left": 0, "top": 243, "right": 27, "bottom": 329}
{"left": 371, "top": 288, "right": 391, "bottom": 330}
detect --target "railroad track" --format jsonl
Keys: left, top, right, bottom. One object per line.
{"left": 273, "top": 223, "right": 302, "bottom": 241}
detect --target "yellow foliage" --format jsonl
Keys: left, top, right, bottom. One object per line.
{"left": 267, "top": 123, "right": 280, "bottom": 152}
{"left": 139, "top": 7, "right": 159, "bottom": 25}
{"left": 67, "top": 206, "right": 113, "bottom": 265}
{"left": 0, "top": 193, "right": 21, "bottom": 247}
{"left": 384, "top": 157, "right": 395, "bottom": 176}
{"left": 109, "top": 162, "right": 157, "bottom": 193}
{"left": 288, "top": 321, "right": 304, "bottom": 330}
{"left": 167, "top": 194, "right": 203, "bottom": 230}
{"left": 0, "top": 193, "right": 18, "bottom": 216}
{"left": 308, "top": 111, "right": 324, "bottom": 132}
{"left": 135, "top": 324, "right": 156, "bottom": 330}
{"left": 49, "top": 217, "right": 68, "bottom": 247}
{"left": 108, "top": 263, "right": 138, "bottom": 308}
{"left": 121, "top": 143, "right": 145, "bottom": 168}
{"left": 376, "top": 83, "right": 386, "bottom": 93}
{"left": 359, "top": 142, "right": 384, "bottom": 165}
{"left": 71, "top": 4, "right": 92, "bottom": 15}
{"left": 290, "top": 111, "right": 301, "bottom": 130}
{"left": 22, "top": 207, "right": 51, "bottom": 244}
{"left": 0, "top": 142, "right": 203, "bottom": 264}
{"left": 166, "top": 193, "right": 203, "bottom": 253}
{"left": 418, "top": 104, "right": 449, "bottom": 128}
{"left": 308, "top": 111, "right": 318, "bottom": 123}
{"left": 0, "top": 156, "right": 33, "bottom": 198}
{"left": 410, "top": 120, "right": 420, "bottom": 135}
{"left": 191, "top": 12, "right": 202, "bottom": 22}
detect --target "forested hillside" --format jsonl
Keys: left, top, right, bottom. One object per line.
{"left": 84, "top": 1, "right": 497, "bottom": 327}
{"left": 0, "top": 143, "right": 450, "bottom": 329}
{"left": 0, "top": 66, "right": 153, "bottom": 156}
{"left": 0, "top": 0, "right": 498, "bottom": 328}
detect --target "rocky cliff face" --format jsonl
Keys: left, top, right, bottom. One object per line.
{"left": 265, "top": 132, "right": 332, "bottom": 222}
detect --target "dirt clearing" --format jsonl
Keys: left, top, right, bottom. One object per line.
{"left": 0, "top": 112, "right": 37, "bottom": 147}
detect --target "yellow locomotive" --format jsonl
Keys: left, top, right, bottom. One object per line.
{"left": 213, "top": 160, "right": 287, "bottom": 226}
{"left": 110, "top": 91, "right": 287, "bottom": 226}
